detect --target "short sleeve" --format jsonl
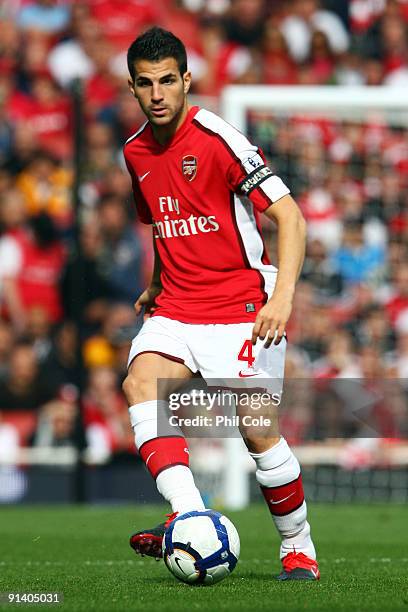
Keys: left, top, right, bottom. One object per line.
{"left": 193, "top": 109, "right": 290, "bottom": 213}
{"left": 124, "top": 154, "right": 153, "bottom": 225}
{"left": 227, "top": 146, "right": 290, "bottom": 213}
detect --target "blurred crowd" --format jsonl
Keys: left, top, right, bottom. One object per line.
{"left": 0, "top": 0, "right": 407, "bottom": 463}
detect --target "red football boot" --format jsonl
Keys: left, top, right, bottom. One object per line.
{"left": 276, "top": 552, "right": 320, "bottom": 581}
{"left": 129, "top": 512, "right": 178, "bottom": 559}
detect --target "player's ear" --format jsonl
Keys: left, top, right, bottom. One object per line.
{"left": 183, "top": 71, "right": 192, "bottom": 95}
{"left": 128, "top": 78, "right": 136, "bottom": 96}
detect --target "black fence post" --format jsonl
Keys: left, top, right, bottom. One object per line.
{"left": 70, "top": 77, "right": 87, "bottom": 503}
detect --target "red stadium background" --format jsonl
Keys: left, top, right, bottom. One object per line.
{"left": 0, "top": 0, "right": 407, "bottom": 505}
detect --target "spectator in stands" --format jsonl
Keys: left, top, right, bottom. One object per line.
{"left": 83, "top": 366, "right": 132, "bottom": 462}
{"left": 300, "top": 183, "right": 342, "bottom": 250}
{"left": 25, "top": 305, "right": 53, "bottom": 362}
{"left": 0, "top": 167, "right": 13, "bottom": 198}
{"left": 16, "top": 152, "right": 72, "bottom": 228}
{"left": 380, "top": 14, "right": 408, "bottom": 79}
{"left": 363, "top": 57, "right": 385, "bottom": 86}
{"left": 280, "top": 376, "right": 314, "bottom": 445}
{"left": 260, "top": 19, "right": 298, "bottom": 84}
{"left": 19, "top": 30, "right": 50, "bottom": 82}
{"left": 368, "top": 170, "right": 405, "bottom": 226}
{"left": 100, "top": 87, "right": 146, "bottom": 146}
{"left": 31, "top": 398, "right": 78, "bottom": 448}
{"left": 334, "top": 51, "right": 365, "bottom": 86}
{"left": 2, "top": 213, "right": 66, "bottom": 327}
{"left": 17, "top": 0, "right": 70, "bottom": 36}
{"left": 0, "top": 189, "right": 28, "bottom": 331}
{"left": 3, "top": 123, "right": 39, "bottom": 175}
{"left": 21, "top": 74, "right": 72, "bottom": 160}
{"left": 105, "top": 302, "right": 141, "bottom": 377}
{"left": 223, "top": 0, "right": 266, "bottom": 47}
{"left": 196, "top": 20, "right": 252, "bottom": 95}
{"left": 42, "top": 322, "right": 80, "bottom": 389}
{"left": 0, "top": 320, "right": 14, "bottom": 381}
{"left": 308, "top": 389, "right": 351, "bottom": 439}
{"left": 83, "top": 302, "right": 138, "bottom": 373}
{"left": 47, "top": 15, "right": 99, "bottom": 88}
{"left": 358, "top": 345, "right": 385, "bottom": 379}
{"left": 61, "top": 214, "right": 110, "bottom": 326}
{"left": 313, "top": 329, "right": 358, "bottom": 378}
{"left": 304, "top": 30, "right": 336, "bottom": 84}
{"left": 297, "top": 303, "right": 332, "bottom": 362}
{"left": 83, "top": 122, "right": 117, "bottom": 187}
{"left": 101, "top": 164, "right": 133, "bottom": 203}
{"left": 280, "top": 0, "right": 349, "bottom": 63}
{"left": 89, "top": 0, "right": 161, "bottom": 52}
{"left": 386, "top": 239, "right": 408, "bottom": 279}
{"left": 0, "top": 98, "right": 13, "bottom": 166}
{"left": 374, "top": 382, "right": 408, "bottom": 438}
{"left": 0, "top": 341, "right": 56, "bottom": 410}
{"left": 83, "top": 40, "right": 121, "bottom": 119}
{"left": 385, "top": 261, "right": 408, "bottom": 328}
{"left": 0, "top": 72, "right": 33, "bottom": 126}
{"left": 0, "top": 18, "right": 20, "bottom": 75}
{"left": 0, "top": 0, "right": 407, "bottom": 459}
{"left": 332, "top": 220, "right": 386, "bottom": 286}
{"left": 394, "top": 331, "right": 408, "bottom": 378}
{"left": 98, "top": 194, "right": 144, "bottom": 304}
{"left": 286, "top": 280, "right": 315, "bottom": 341}
{"left": 357, "top": 303, "right": 394, "bottom": 353}
{"left": 301, "top": 238, "right": 343, "bottom": 301}
{"left": 0, "top": 188, "right": 27, "bottom": 238}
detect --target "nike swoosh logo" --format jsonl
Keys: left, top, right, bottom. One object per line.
{"left": 239, "top": 371, "right": 260, "bottom": 378}
{"left": 145, "top": 451, "right": 156, "bottom": 466}
{"left": 269, "top": 492, "right": 295, "bottom": 505}
{"left": 138, "top": 171, "right": 150, "bottom": 182}
{"left": 174, "top": 557, "right": 186, "bottom": 574}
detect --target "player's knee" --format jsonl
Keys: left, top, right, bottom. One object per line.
{"left": 243, "top": 434, "right": 281, "bottom": 454}
{"left": 122, "top": 372, "right": 157, "bottom": 404}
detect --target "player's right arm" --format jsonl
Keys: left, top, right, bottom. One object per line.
{"left": 123, "top": 147, "right": 160, "bottom": 316}
{"left": 134, "top": 233, "right": 162, "bottom": 316}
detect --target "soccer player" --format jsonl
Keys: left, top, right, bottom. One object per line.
{"left": 122, "top": 27, "right": 319, "bottom": 581}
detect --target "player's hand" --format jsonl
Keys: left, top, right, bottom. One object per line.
{"left": 134, "top": 284, "right": 162, "bottom": 317}
{"left": 251, "top": 293, "right": 293, "bottom": 348}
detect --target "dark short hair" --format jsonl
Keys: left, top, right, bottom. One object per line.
{"left": 127, "top": 27, "right": 187, "bottom": 81}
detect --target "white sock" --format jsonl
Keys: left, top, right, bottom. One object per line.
{"left": 250, "top": 437, "right": 316, "bottom": 560}
{"left": 129, "top": 401, "right": 205, "bottom": 514}
{"left": 156, "top": 465, "right": 205, "bottom": 514}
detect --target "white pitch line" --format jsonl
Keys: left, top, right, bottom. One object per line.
{"left": 0, "top": 558, "right": 408, "bottom": 566}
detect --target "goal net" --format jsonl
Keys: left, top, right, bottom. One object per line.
{"left": 190, "top": 86, "right": 408, "bottom": 509}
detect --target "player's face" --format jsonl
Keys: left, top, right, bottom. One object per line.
{"left": 128, "top": 57, "right": 191, "bottom": 128}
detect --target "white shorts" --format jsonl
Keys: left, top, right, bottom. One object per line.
{"left": 127, "top": 316, "right": 286, "bottom": 388}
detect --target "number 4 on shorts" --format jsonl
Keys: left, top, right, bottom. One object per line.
{"left": 238, "top": 340, "right": 255, "bottom": 367}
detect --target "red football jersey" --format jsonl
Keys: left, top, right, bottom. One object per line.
{"left": 123, "top": 106, "right": 290, "bottom": 324}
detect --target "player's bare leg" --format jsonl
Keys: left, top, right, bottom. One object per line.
{"left": 238, "top": 397, "right": 319, "bottom": 581}
{"left": 123, "top": 353, "right": 205, "bottom": 558}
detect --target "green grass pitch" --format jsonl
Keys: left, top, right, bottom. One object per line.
{"left": 1, "top": 504, "right": 408, "bottom": 611}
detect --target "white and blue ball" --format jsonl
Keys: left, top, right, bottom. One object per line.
{"left": 162, "top": 510, "right": 240, "bottom": 585}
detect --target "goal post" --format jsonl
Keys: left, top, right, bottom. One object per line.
{"left": 220, "top": 85, "right": 408, "bottom": 133}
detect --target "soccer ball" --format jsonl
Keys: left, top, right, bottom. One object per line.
{"left": 162, "top": 509, "right": 240, "bottom": 585}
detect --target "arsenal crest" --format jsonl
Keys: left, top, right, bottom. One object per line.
{"left": 182, "top": 155, "right": 197, "bottom": 182}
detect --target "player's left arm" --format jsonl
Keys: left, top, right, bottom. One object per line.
{"left": 251, "top": 194, "right": 307, "bottom": 348}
